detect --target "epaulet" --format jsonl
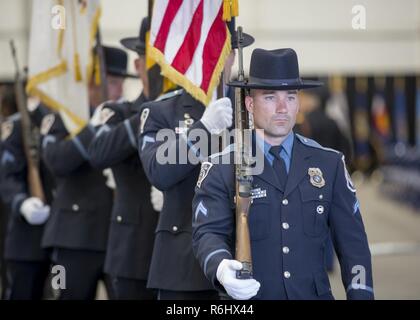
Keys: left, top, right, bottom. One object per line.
{"left": 209, "top": 143, "right": 236, "bottom": 159}
{"left": 154, "top": 89, "right": 184, "bottom": 102}
{"left": 296, "top": 134, "right": 340, "bottom": 154}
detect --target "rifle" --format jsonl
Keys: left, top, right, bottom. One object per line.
{"left": 95, "top": 29, "right": 108, "bottom": 103}
{"left": 234, "top": 27, "right": 253, "bottom": 279}
{"left": 9, "top": 40, "right": 45, "bottom": 202}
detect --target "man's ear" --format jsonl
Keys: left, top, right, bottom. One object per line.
{"left": 245, "top": 95, "right": 254, "bottom": 114}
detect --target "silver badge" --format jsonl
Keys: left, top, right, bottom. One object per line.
{"left": 308, "top": 167, "right": 325, "bottom": 188}
{"left": 139, "top": 108, "right": 150, "bottom": 134}
{"left": 196, "top": 161, "right": 213, "bottom": 188}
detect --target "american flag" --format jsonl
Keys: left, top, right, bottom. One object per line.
{"left": 149, "top": 0, "right": 232, "bottom": 106}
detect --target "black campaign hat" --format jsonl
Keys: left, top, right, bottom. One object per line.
{"left": 228, "top": 48, "right": 323, "bottom": 90}
{"left": 120, "top": 17, "right": 148, "bottom": 55}
{"left": 103, "top": 45, "right": 137, "bottom": 78}
{"left": 227, "top": 18, "right": 254, "bottom": 49}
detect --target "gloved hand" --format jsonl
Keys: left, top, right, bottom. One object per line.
{"left": 89, "top": 103, "right": 106, "bottom": 127}
{"left": 27, "top": 97, "right": 41, "bottom": 112}
{"left": 20, "top": 197, "right": 50, "bottom": 225}
{"left": 200, "top": 97, "right": 232, "bottom": 135}
{"left": 150, "top": 186, "right": 163, "bottom": 212}
{"left": 216, "top": 259, "right": 260, "bottom": 300}
{"left": 103, "top": 168, "right": 116, "bottom": 190}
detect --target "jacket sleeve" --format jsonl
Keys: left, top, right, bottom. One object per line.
{"left": 0, "top": 121, "right": 28, "bottom": 215}
{"left": 88, "top": 105, "right": 138, "bottom": 169}
{"left": 138, "top": 103, "right": 211, "bottom": 191}
{"left": 330, "top": 153, "right": 374, "bottom": 300}
{"left": 192, "top": 161, "right": 235, "bottom": 292}
{"left": 42, "top": 114, "right": 95, "bottom": 176}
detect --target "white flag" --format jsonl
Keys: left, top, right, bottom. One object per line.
{"left": 26, "top": 0, "right": 101, "bottom": 135}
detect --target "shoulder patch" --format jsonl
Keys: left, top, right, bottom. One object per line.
{"left": 1, "top": 121, "right": 13, "bottom": 141}
{"left": 196, "top": 161, "right": 213, "bottom": 188}
{"left": 155, "top": 89, "right": 183, "bottom": 102}
{"left": 341, "top": 155, "right": 356, "bottom": 192}
{"left": 296, "top": 134, "right": 339, "bottom": 154}
{"left": 99, "top": 107, "right": 115, "bottom": 125}
{"left": 40, "top": 114, "right": 56, "bottom": 135}
{"left": 139, "top": 108, "right": 150, "bottom": 134}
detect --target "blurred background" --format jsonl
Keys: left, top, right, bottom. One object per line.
{"left": 0, "top": 0, "right": 419, "bottom": 299}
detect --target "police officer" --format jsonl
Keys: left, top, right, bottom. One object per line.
{"left": 0, "top": 88, "right": 54, "bottom": 300}
{"left": 138, "top": 25, "right": 254, "bottom": 300}
{"left": 192, "top": 48, "right": 374, "bottom": 300}
{"left": 40, "top": 46, "right": 132, "bottom": 300}
{"left": 88, "top": 17, "right": 159, "bottom": 300}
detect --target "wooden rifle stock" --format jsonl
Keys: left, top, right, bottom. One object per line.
{"left": 234, "top": 27, "right": 253, "bottom": 279}
{"left": 10, "top": 40, "right": 45, "bottom": 202}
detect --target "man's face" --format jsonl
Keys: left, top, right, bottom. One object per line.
{"left": 245, "top": 89, "right": 299, "bottom": 141}
{"left": 106, "top": 75, "right": 125, "bottom": 101}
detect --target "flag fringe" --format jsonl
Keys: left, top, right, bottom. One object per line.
{"left": 149, "top": 31, "right": 231, "bottom": 106}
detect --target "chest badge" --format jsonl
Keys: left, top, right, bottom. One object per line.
{"left": 308, "top": 167, "right": 325, "bottom": 188}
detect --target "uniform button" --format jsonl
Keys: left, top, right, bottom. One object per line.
{"left": 282, "top": 199, "right": 288, "bottom": 205}
{"left": 72, "top": 204, "right": 79, "bottom": 211}
{"left": 117, "top": 216, "right": 122, "bottom": 222}
{"left": 172, "top": 226, "right": 178, "bottom": 232}
{"left": 282, "top": 222, "right": 289, "bottom": 230}
{"left": 282, "top": 246, "right": 290, "bottom": 254}
{"left": 284, "top": 271, "right": 291, "bottom": 279}
{"left": 317, "top": 205, "right": 324, "bottom": 214}
{"left": 319, "top": 194, "right": 323, "bottom": 200}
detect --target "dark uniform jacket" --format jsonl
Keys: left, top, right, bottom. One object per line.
{"left": 138, "top": 90, "right": 215, "bottom": 291}
{"left": 40, "top": 112, "right": 112, "bottom": 251}
{"left": 88, "top": 94, "right": 159, "bottom": 280}
{"left": 0, "top": 107, "right": 55, "bottom": 261}
{"left": 192, "top": 133, "right": 374, "bottom": 300}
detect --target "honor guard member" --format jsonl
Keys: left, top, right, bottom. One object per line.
{"left": 40, "top": 46, "right": 132, "bottom": 300}
{"left": 88, "top": 17, "right": 160, "bottom": 300}
{"left": 0, "top": 88, "right": 55, "bottom": 299}
{"left": 138, "top": 26, "right": 254, "bottom": 300}
{"left": 192, "top": 48, "right": 374, "bottom": 300}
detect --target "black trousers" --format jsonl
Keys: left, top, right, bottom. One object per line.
{"left": 51, "top": 247, "right": 109, "bottom": 300}
{"left": 4, "top": 260, "right": 50, "bottom": 300}
{"left": 158, "top": 289, "right": 220, "bottom": 300}
{"left": 110, "top": 276, "right": 156, "bottom": 300}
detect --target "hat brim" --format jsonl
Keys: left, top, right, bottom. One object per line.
{"left": 107, "top": 67, "right": 138, "bottom": 79}
{"left": 120, "top": 37, "right": 146, "bottom": 54}
{"left": 228, "top": 79, "right": 323, "bottom": 90}
{"left": 231, "top": 33, "right": 254, "bottom": 49}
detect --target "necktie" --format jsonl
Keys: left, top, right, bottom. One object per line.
{"left": 269, "top": 145, "right": 288, "bottom": 189}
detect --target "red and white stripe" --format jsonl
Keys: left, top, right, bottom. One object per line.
{"left": 150, "top": 0, "right": 230, "bottom": 105}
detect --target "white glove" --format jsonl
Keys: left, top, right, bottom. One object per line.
{"left": 216, "top": 259, "right": 260, "bottom": 300}
{"left": 27, "top": 97, "right": 41, "bottom": 112}
{"left": 200, "top": 97, "right": 233, "bottom": 135}
{"left": 150, "top": 186, "right": 163, "bottom": 212}
{"left": 20, "top": 197, "right": 50, "bottom": 225}
{"left": 89, "top": 103, "right": 106, "bottom": 127}
{"left": 103, "top": 168, "right": 116, "bottom": 190}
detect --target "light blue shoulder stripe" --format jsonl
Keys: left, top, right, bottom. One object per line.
{"left": 72, "top": 137, "right": 89, "bottom": 160}
{"left": 296, "top": 134, "right": 340, "bottom": 154}
{"left": 124, "top": 119, "right": 137, "bottom": 149}
{"left": 154, "top": 89, "right": 184, "bottom": 102}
